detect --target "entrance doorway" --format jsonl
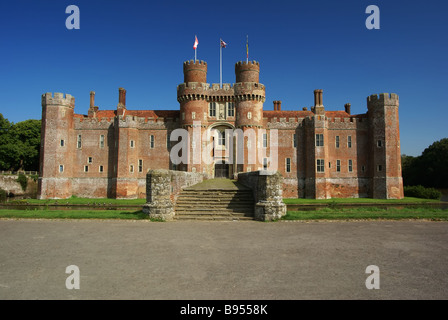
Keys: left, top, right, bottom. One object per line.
{"left": 214, "top": 163, "right": 229, "bottom": 178}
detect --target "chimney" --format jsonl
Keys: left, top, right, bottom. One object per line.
{"left": 345, "top": 103, "right": 351, "bottom": 115}
{"left": 302, "top": 107, "right": 308, "bottom": 111}
{"left": 118, "top": 87, "right": 126, "bottom": 108}
{"left": 277, "top": 100, "right": 282, "bottom": 111}
{"left": 90, "top": 91, "right": 95, "bottom": 108}
{"left": 314, "top": 89, "right": 323, "bottom": 106}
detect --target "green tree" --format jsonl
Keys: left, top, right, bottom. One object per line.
{"left": 0, "top": 114, "right": 41, "bottom": 171}
{"left": 402, "top": 138, "right": 448, "bottom": 189}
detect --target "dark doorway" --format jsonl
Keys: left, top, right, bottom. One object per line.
{"left": 214, "top": 163, "right": 229, "bottom": 178}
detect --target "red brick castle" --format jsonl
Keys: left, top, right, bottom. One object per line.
{"left": 38, "top": 59, "right": 404, "bottom": 199}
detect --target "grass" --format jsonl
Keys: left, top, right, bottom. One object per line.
{"left": 283, "top": 197, "right": 441, "bottom": 205}
{"left": 8, "top": 197, "right": 146, "bottom": 206}
{"left": 283, "top": 207, "right": 448, "bottom": 221}
{"left": 0, "top": 209, "right": 152, "bottom": 220}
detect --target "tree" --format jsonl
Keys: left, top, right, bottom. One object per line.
{"left": 0, "top": 114, "right": 41, "bottom": 171}
{"left": 402, "top": 138, "right": 448, "bottom": 189}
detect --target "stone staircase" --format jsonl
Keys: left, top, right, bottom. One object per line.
{"left": 174, "top": 185, "right": 255, "bottom": 221}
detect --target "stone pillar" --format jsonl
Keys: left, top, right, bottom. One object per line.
{"left": 142, "top": 169, "right": 175, "bottom": 221}
{"left": 254, "top": 171, "right": 287, "bottom": 221}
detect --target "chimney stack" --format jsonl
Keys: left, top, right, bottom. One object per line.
{"left": 345, "top": 103, "right": 351, "bottom": 115}
{"left": 90, "top": 91, "right": 95, "bottom": 108}
{"left": 118, "top": 87, "right": 126, "bottom": 108}
{"left": 273, "top": 101, "right": 277, "bottom": 111}
{"left": 277, "top": 100, "right": 282, "bottom": 111}
{"left": 314, "top": 89, "right": 323, "bottom": 106}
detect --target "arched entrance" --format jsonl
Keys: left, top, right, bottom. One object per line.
{"left": 208, "top": 122, "right": 234, "bottom": 179}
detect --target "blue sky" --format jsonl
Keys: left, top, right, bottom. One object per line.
{"left": 0, "top": 0, "right": 446, "bottom": 156}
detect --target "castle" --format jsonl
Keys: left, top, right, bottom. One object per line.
{"left": 38, "top": 59, "right": 404, "bottom": 199}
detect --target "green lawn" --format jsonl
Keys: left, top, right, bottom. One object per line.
{"left": 283, "top": 197, "right": 441, "bottom": 205}
{"left": 283, "top": 207, "right": 448, "bottom": 221}
{"left": 0, "top": 209, "right": 150, "bottom": 220}
{"left": 8, "top": 197, "right": 146, "bottom": 206}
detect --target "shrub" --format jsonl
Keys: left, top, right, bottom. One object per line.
{"left": 404, "top": 185, "right": 442, "bottom": 200}
{"left": 17, "top": 173, "right": 28, "bottom": 191}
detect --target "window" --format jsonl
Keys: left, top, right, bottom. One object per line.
{"left": 335, "top": 136, "right": 340, "bottom": 148}
{"left": 263, "top": 133, "right": 268, "bottom": 148}
{"left": 362, "top": 165, "right": 365, "bottom": 173}
{"left": 227, "top": 102, "right": 235, "bottom": 117}
{"left": 377, "top": 140, "right": 382, "bottom": 147}
{"left": 192, "top": 112, "right": 196, "bottom": 119}
{"left": 336, "top": 160, "right": 341, "bottom": 172}
{"left": 130, "top": 165, "right": 134, "bottom": 173}
{"left": 77, "top": 135, "right": 82, "bottom": 149}
{"left": 377, "top": 165, "right": 383, "bottom": 172}
{"left": 150, "top": 135, "right": 155, "bottom": 149}
{"left": 315, "top": 134, "right": 324, "bottom": 147}
{"left": 247, "top": 112, "right": 252, "bottom": 119}
{"left": 138, "top": 159, "right": 143, "bottom": 172}
{"left": 130, "top": 140, "right": 135, "bottom": 148}
{"left": 59, "top": 165, "right": 64, "bottom": 173}
{"left": 316, "top": 159, "right": 325, "bottom": 172}
{"left": 286, "top": 158, "right": 291, "bottom": 173}
{"left": 99, "top": 165, "right": 104, "bottom": 173}
{"left": 166, "top": 133, "right": 170, "bottom": 149}
{"left": 84, "top": 165, "right": 89, "bottom": 172}
{"left": 329, "top": 162, "right": 331, "bottom": 169}
{"left": 218, "top": 131, "right": 225, "bottom": 146}
{"left": 247, "top": 166, "right": 252, "bottom": 172}
{"left": 348, "top": 159, "right": 353, "bottom": 172}
{"left": 293, "top": 134, "right": 297, "bottom": 148}
{"left": 88, "top": 157, "right": 93, "bottom": 164}
{"left": 263, "top": 158, "right": 268, "bottom": 170}
{"left": 182, "top": 112, "right": 185, "bottom": 120}
{"left": 60, "top": 140, "right": 65, "bottom": 147}
{"left": 348, "top": 136, "right": 352, "bottom": 148}
{"left": 209, "top": 102, "right": 216, "bottom": 117}
{"left": 100, "top": 135, "right": 105, "bottom": 148}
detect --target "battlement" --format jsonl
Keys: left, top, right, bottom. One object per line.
{"left": 235, "top": 61, "right": 260, "bottom": 83}
{"left": 183, "top": 60, "right": 207, "bottom": 83}
{"left": 183, "top": 59, "right": 207, "bottom": 67}
{"left": 42, "top": 92, "right": 75, "bottom": 108}
{"left": 367, "top": 93, "right": 399, "bottom": 106}
{"left": 235, "top": 60, "right": 260, "bottom": 67}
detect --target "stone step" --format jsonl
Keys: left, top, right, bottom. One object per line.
{"left": 175, "top": 200, "right": 254, "bottom": 205}
{"left": 174, "top": 215, "right": 254, "bottom": 221}
{"left": 175, "top": 209, "right": 254, "bottom": 214}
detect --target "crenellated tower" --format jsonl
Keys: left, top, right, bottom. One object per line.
{"left": 177, "top": 60, "right": 209, "bottom": 173}
{"left": 38, "top": 92, "right": 75, "bottom": 199}
{"left": 367, "top": 93, "right": 403, "bottom": 199}
{"left": 233, "top": 61, "right": 266, "bottom": 173}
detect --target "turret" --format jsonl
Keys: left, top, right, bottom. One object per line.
{"left": 177, "top": 60, "right": 209, "bottom": 126}
{"left": 367, "top": 93, "right": 403, "bottom": 199}
{"left": 38, "top": 93, "right": 75, "bottom": 199}
{"left": 234, "top": 61, "right": 265, "bottom": 128}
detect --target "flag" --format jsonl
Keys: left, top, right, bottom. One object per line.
{"left": 220, "top": 39, "right": 227, "bottom": 48}
{"left": 246, "top": 35, "right": 249, "bottom": 61}
{"left": 193, "top": 35, "right": 198, "bottom": 50}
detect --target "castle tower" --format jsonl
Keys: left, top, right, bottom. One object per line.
{"left": 234, "top": 61, "right": 266, "bottom": 173}
{"left": 177, "top": 60, "right": 209, "bottom": 172}
{"left": 367, "top": 93, "right": 404, "bottom": 199}
{"left": 38, "top": 93, "right": 75, "bottom": 199}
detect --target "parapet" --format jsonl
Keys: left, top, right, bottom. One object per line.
{"left": 367, "top": 93, "right": 399, "bottom": 107}
{"left": 183, "top": 60, "right": 208, "bottom": 83}
{"left": 235, "top": 61, "right": 260, "bottom": 83}
{"left": 42, "top": 92, "right": 75, "bottom": 108}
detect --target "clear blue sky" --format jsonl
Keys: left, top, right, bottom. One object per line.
{"left": 0, "top": 0, "right": 446, "bottom": 156}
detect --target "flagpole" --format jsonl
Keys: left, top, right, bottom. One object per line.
{"left": 220, "top": 39, "right": 222, "bottom": 87}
